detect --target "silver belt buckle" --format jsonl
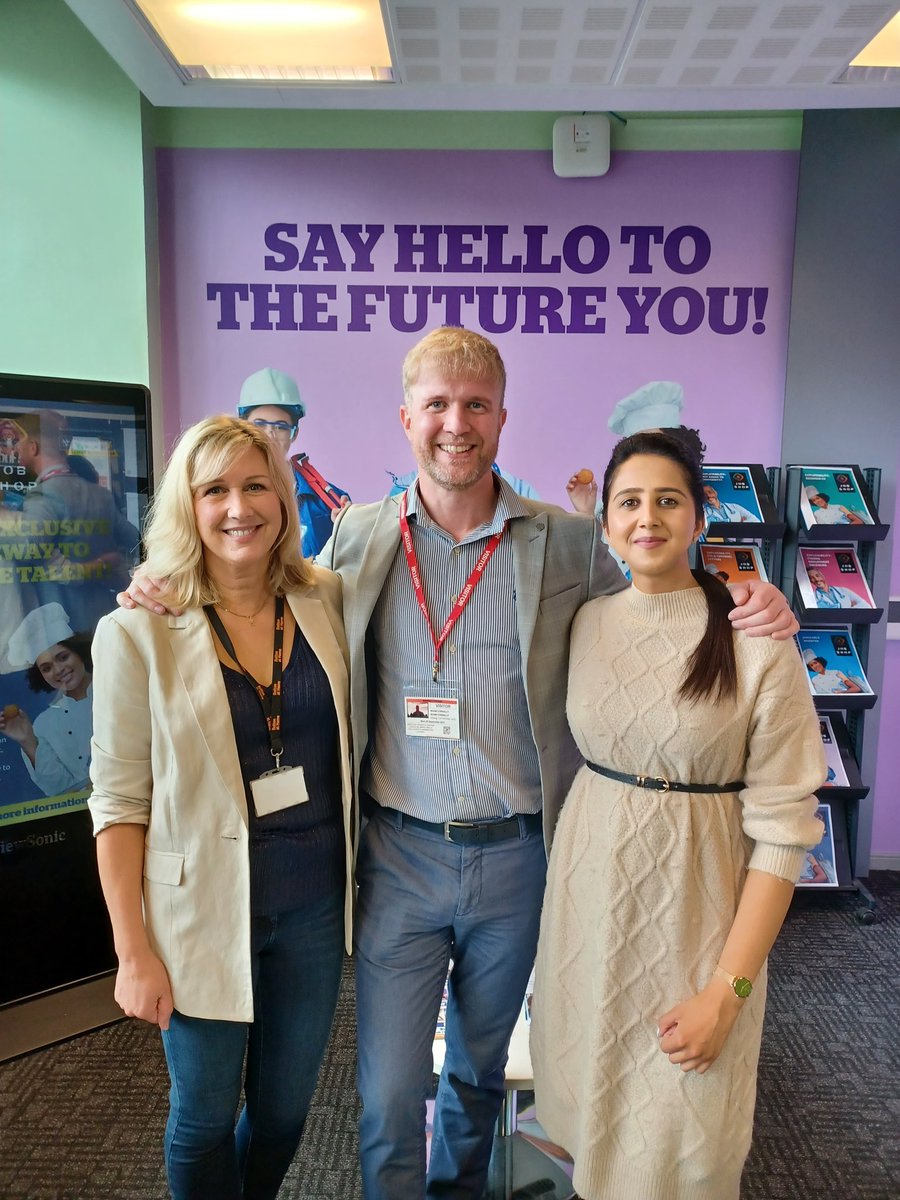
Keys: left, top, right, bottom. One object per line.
{"left": 444, "top": 820, "right": 474, "bottom": 843}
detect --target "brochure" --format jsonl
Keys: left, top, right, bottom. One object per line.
{"left": 798, "top": 467, "right": 874, "bottom": 530}
{"left": 796, "top": 804, "right": 839, "bottom": 888}
{"left": 818, "top": 715, "right": 850, "bottom": 787}
{"left": 795, "top": 628, "right": 873, "bottom": 698}
{"left": 702, "top": 466, "right": 763, "bottom": 527}
{"left": 699, "top": 543, "right": 767, "bottom": 585}
{"left": 796, "top": 547, "right": 875, "bottom": 611}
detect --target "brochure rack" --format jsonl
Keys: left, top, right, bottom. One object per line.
{"left": 781, "top": 465, "right": 888, "bottom": 922}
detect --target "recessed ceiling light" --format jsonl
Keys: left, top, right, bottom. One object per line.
{"left": 134, "top": 0, "right": 393, "bottom": 78}
{"left": 850, "top": 9, "right": 900, "bottom": 68}
{"left": 177, "top": 3, "right": 364, "bottom": 30}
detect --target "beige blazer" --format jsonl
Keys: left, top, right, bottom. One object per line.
{"left": 88, "top": 569, "right": 353, "bottom": 1022}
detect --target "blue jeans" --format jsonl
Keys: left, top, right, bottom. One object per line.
{"left": 354, "top": 808, "right": 547, "bottom": 1200}
{"left": 160, "top": 890, "right": 344, "bottom": 1200}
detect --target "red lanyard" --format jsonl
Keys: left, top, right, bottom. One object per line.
{"left": 398, "top": 490, "right": 506, "bottom": 682}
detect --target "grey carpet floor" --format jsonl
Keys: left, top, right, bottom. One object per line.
{"left": 1, "top": 871, "right": 897, "bottom": 1199}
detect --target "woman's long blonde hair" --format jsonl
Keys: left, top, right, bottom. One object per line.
{"left": 142, "top": 415, "right": 314, "bottom": 608}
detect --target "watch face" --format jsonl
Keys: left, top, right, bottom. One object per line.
{"left": 734, "top": 976, "right": 753, "bottom": 999}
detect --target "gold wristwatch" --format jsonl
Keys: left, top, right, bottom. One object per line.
{"left": 714, "top": 965, "right": 753, "bottom": 999}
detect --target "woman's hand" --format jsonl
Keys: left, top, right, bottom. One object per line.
{"left": 566, "top": 471, "right": 599, "bottom": 515}
{"left": 114, "top": 949, "right": 175, "bottom": 1030}
{"left": 0, "top": 706, "right": 38, "bottom": 761}
{"left": 656, "top": 978, "right": 743, "bottom": 1074}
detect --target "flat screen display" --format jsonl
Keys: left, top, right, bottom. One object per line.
{"left": 0, "top": 373, "right": 151, "bottom": 1003}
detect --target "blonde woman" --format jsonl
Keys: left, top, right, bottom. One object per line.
{"left": 89, "top": 416, "right": 353, "bottom": 1200}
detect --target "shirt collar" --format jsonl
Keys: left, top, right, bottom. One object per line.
{"left": 405, "top": 472, "right": 530, "bottom": 540}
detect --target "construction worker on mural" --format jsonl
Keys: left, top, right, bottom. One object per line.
{"left": 237, "top": 368, "right": 350, "bottom": 558}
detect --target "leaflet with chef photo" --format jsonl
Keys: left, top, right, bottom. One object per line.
{"left": 795, "top": 628, "right": 873, "bottom": 702}
{"left": 798, "top": 467, "right": 875, "bottom": 531}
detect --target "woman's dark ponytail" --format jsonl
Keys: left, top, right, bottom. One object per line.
{"left": 681, "top": 567, "right": 738, "bottom": 704}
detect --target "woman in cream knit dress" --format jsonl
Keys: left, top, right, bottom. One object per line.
{"left": 531, "top": 432, "right": 825, "bottom": 1200}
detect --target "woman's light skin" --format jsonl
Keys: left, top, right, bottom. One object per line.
{"left": 602, "top": 454, "right": 704, "bottom": 593}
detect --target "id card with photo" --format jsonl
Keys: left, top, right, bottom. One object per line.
{"left": 250, "top": 764, "right": 309, "bottom": 817}
{"left": 404, "top": 688, "right": 460, "bottom": 739}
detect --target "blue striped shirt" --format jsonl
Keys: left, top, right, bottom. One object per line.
{"left": 363, "top": 478, "right": 541, "bottom": 822}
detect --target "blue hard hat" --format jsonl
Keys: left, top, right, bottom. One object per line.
{"left": 237, "top": 368, "right": 306, "bottom": 423}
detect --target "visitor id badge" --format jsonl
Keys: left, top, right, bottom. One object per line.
{"left": 404, "top": 689, "right": 460, "bottom": 739}
{"left": 250, "top": 764, "right": 309, "bottom": 817}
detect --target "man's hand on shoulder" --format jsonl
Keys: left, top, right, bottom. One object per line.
{"left": 726, "top": 578, "right": 798, "bottom": 640}
{"left": 116, "top": 570, "right": 181, "bottom": 616}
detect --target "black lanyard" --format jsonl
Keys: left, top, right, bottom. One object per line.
{"left": 205, "top": 594, "right": 286, "bottom": 768}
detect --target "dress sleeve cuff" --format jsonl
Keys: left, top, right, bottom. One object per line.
{"left": 748, "top": 841, "right": 807, "bottom": 884}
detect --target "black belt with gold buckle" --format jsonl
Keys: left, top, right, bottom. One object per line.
{"left": 585, "top": 762, "right": 743, "bottom": 794}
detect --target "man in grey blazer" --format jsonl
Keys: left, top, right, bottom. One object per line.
{"left": 317, "top": 326, "right": 796, "bottom": 1200}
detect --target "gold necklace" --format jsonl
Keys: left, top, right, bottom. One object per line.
{"left": 215, "top": 595, "right": 272, "bottom": 626}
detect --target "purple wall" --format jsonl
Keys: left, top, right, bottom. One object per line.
{"left": 156, "top": 148, "right": 798, "bottom": 507}
{"left": 155, "top": 142, "right": 898, "bottom": 862}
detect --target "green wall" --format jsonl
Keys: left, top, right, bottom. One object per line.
{"left": 0, "top": 0, "right": 149, "bottom": 384}
{"left": 149, "top": 107, "right": 801, "bottom": 151}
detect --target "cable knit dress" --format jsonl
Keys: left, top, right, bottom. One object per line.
{"left": 531, "top": 586, "right": 825, "bottom": 1200}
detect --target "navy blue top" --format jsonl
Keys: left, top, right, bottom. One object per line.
{"left": 220, "top": 625, "right": 344, "bottom": 915}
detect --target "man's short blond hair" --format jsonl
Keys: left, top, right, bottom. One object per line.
{"left": 401, "top": 327, "right": 506, "bottom": 404}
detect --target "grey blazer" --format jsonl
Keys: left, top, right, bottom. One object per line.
{"left": 318, "top": 493, "right": 626, "bottom": 846}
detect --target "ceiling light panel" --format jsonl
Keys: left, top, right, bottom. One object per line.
{"left": 851, "top": 8, "right": 900, "bottom": 65}
{"left": 134, "top": 0, "right": 393, "bottom": 74}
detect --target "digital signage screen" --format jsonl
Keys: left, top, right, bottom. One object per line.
{"left": 0, "top": 373, "right": 151, "bottom": 1003}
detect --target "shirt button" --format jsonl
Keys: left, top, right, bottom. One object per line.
{"left": 457, "top": 797, "right": 466, "bottom": 805}
{"left": 453, "top": 746, "right": 461, "bottom": 757}
{"left": 453, "top": 547, "right": 460, "bottom": 557}
{"left": 449, "top": 644, "right": 456, "bottom": 654}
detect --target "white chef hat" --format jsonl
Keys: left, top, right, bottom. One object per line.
{"left": 7, "top": 603, "right": 74, "bottom": 669}
{"left": 805, "top": 484, "right": 825, "bottom": 498}
{"left": 608, "top": 381, "right": 684, "bottom": 437}
{"left": 802, "top": 648, "right": 823, "bottom": 666}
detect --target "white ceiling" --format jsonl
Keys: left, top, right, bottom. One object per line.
{"left": 64, "top": 1, "right": 900, "bottom": 110}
